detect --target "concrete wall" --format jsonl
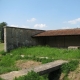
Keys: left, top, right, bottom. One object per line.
{"left": 4, "top": 26, "right": 44, "bottom": 52}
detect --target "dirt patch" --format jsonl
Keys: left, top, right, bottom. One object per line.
{"left": 59, "top": 64, "right": 80, "bottom": 80}
{"left": 68, "top": 72, "right": 80, "bottom": 80}
{"left": 16, "top": 60, "right": 42, "bottom": 69}
{"left": 68, "top": 64, "right": 80, "bottom": 80}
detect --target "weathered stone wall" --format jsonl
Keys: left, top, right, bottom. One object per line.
{"left": 4, "top": 26, "right": 44, "bottom": 52}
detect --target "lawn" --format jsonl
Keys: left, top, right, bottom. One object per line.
{"left": 0, "top": 43, "right": 4, "bottom": 51}
{"left": 9, "top": 46, "right": 80, "bottom": 60}
{"left": 0, "top": 31, "right": 1, "bottom": 39}
{"left": 0, "top": 46, "right": 80, "bottom": 74}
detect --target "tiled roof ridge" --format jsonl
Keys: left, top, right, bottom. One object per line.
{"left": 34, "top": 28, "right": 80, "bottom": 37}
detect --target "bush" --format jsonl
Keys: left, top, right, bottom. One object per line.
{"left": 14, "top": 71, "right": 48, "bottom": 80}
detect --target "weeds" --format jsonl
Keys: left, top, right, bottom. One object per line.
{"left": 0, "top": 55, "right": 19, "bottom": 74}
{"left": 10, "top": 46, "right": 80, "bottom": 60}
{"left": 61, "top": 60, "right": 79, "bottom": 73}
{"left": 14, "top": 71, "right": 48, "bottom": 80}
{"left": 61, "top": 60, "right": 79, "bottom": 80}
{"left": 0, "top": 46, "right": 80, "bottom": 74}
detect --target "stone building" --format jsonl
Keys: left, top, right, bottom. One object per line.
{"left": 4, "top": 26, "right": 44, "bottom": 52}
{"left": 4, "top": 26, "right": 80, "bottom": 52}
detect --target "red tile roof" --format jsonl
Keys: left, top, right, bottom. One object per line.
{"left": 35, "top": 28, "right": 80, "bottom": 37}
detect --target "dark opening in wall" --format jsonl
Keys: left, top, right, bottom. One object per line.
{"left": 48, "top": 69, "right": 61, "bottom": 80}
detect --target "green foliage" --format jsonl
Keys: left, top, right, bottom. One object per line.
{"left": 0, "top": 22, "right": 7, "bottom": 28}
{"left": 0, "top": 31, "right": 1, "bottom": 42}
{"left": 0, "top": 46, "right": 80, "bottom": 74}
{"left": 10, "top": 46, "right": 80, "bottom": 60}
{"left": 61, "top": 60, "right": 79, "bottom": 80}
{"left": 0, "top": 43, "right": 4, "bottom": 51}
{"left": 0, "top": 55, "right": 15, "bottom": 67}
{"left": 0, "top": 77, "right": 4, "bottom": 80}
{"left": 0, "top": 55, "right": 18, "bottom": 74}
{"left": 0, "top": 22, "right": 7, "bottom": 43}
{"left": 24, "top": 55, "right": 54, "bottom": 64}
{"left": 0, "top": 66, "right": 18, "bottom": 74}
{"left": 36, "top": 58, "right": 54, "bottom": 64}
{"left": 63, "top": 76, "right": 70, "bottom": 80}
{"left": 0, "top": 51, "right": 7, "bottom": 55}
{"left": 61, "top": 60, "right": 79, "bottom": 73}
{"left": 14, "top": 71, "right": 48, "bottom": 80}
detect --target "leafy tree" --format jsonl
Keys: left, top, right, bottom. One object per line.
{"left": 0, "top": 22, "right": 7, "bottom": 43}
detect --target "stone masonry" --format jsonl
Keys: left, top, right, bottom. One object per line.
{"left": 4, "top": 26, "right": 44, "bottom": 52}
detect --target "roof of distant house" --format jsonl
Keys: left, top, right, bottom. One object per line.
{"left": 34, "top": 28, "right": 80, "bottom": 37}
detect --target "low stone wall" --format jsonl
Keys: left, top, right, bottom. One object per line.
{"left": 68, "top": 46, "right": 80, "bottom": 49}
{"left": 4, "top": 26, "right": 44, "bottom": 52}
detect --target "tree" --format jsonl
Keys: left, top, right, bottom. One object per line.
{"left": 0, "top": 22, "right": 7, "bottom": 43}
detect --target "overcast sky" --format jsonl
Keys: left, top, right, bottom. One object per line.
{"left": 0, "top": 0, "right": 80, "bottom": 30}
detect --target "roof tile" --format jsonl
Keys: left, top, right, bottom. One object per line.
{"left": 35, "top": 28, "right": 80, "bottom": 37}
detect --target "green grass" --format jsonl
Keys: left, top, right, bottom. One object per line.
{"left": 0, "top": 31, "right": 1, "bottom": 39}
{"left": 0, "top": 43, "right": 4, "bottom": 51}
{"left": 14, "top": 71, "right": 48, "bottom": 80}
{"left": 14, "top": 60, "right": 79, "bottom": 80}
{"left": 61, "top": 60, "right": 79, "bottom": 80}
{"left": 0, "top": 46, "right": 80, "bottom": 74}
{"left": 9, "top": 46, "right": 80, "bottom": 60}
{"left": 0, "top": 54, "right": 19, "bottom": 74}
{"left": 0, "top": 77, "right": 4, "bottom": 80}
{"left": 61, "top": 60, "right": 79, "bottom": 73}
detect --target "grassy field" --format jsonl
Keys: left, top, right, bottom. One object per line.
{"left": 0, "top": 43, "right": 4, "bottom": 51}
{"left": 0, "top": 45, "right": 80, "bottom": 75}
{"left": 0, "top": 31, "right": 1, "bottom": 39}
{"left": 9, "top": 46, "right": 80, "bottom": 60}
